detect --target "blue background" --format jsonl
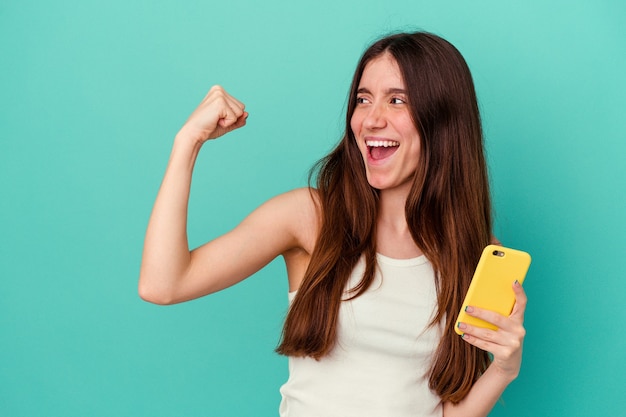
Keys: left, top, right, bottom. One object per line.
{"left": 1, "top": 1, "right": 625, "bottom": 415}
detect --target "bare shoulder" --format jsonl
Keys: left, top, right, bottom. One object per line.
{"left": 273, "top": 187, "right": 319, "bottom": 215}
{"left": 265, "top": 187, "right": 319, "bottom": 255}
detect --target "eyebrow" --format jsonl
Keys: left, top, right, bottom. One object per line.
{"left": 356, "top": 87, "right": 408, "bottom": 95}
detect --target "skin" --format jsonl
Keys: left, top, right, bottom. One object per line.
{"left": 139, "top": 86, "right": 317, "bottom": 301}
{"left": 351, "top": 53, "right": 421, "bottom": 196}
{"left": 139, "top": 62, "right": 527, "bottom": 415}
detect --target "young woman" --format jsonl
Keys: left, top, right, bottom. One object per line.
{"left": 139, "top": 31, "right": 527, "bottom": 417}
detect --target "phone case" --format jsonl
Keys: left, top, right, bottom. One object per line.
{"left": 454, "top": 244, "right": 531, "bottom": 335}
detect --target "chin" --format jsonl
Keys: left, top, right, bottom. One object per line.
{"left": 365, "top": 175, "right": 389, "bottom": 190}
{"left": 366, "top": 173, "right": 412, "bottom": 193}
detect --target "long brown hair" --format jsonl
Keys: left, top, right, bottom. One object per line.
{"left": 276, "top": 31, "right": 491, "bottom": 404}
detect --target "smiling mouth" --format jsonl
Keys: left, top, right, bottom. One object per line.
{"left": 366, "top": 139, "right": 399, "bottom": 161}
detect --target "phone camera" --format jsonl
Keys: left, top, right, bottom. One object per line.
{"left": 492, "top": 250, "right": 505, "bottom": 257}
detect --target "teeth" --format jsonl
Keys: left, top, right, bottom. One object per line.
{"left": 366, "top": 140, "right": 399, "bottom": 147}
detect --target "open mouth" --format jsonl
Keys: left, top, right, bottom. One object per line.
{"left": 366, "top": 140, "right": 399, "bottom": 161}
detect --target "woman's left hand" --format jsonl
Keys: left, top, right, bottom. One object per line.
{"left": 457, "top": 281, "right": 527, "bottom": 381}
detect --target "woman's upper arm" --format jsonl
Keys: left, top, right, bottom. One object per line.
{"left": 168, "top": 188, "right": 317, "bottom": 303}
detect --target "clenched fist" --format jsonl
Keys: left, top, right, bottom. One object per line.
{"left": 177, "top": 85, "right": 248, "bottom": 145}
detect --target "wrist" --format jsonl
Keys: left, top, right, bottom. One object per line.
{"left": 488, "top": 362, "right": 519, "bottom": 384}
{"left": 174, "top": 129, "right": 205, "bottom": 153}
{"left": 168, "top": 133, "right": 204, "bottom": 172}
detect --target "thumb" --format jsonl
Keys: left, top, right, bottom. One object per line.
{"left": 216, "top": 111, "right": 248, "bottom": 134}
{"left": 509, "top": 280, "right": 527, "bottom": 319}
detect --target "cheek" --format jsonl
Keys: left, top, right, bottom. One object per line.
{"left": 400, "top": 119, "right": 421, "bottom": 149}
{"left": 350, "top": 114, "right": 361, "bottom": 136}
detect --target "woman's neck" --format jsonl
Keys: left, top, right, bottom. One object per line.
{"left": 376, "top": 187, "right": 423, "bottom": 259}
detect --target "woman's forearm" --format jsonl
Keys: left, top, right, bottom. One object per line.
{"left": 444, "top": 281, "right": 527, "bottom": 416}
{"left": 138, "top": 86, "right": 248, "bottom": 304}
{"left": 138, "top": 135, "right": 202, "bottom": 304}
{"left": 443, "top": 362, "right": 516, "bottom": 417}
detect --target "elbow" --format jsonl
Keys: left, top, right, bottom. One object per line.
{"left": 139, "top": 289, "right": 172, "bottom": 306}
{"left": 138, "top": 286, "right": 173, "bottom": 305}
{"left": 138, "top": 276, "right": 177, "bottom": 306}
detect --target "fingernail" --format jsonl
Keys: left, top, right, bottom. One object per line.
{"left": 457, "top": 322, "right": 467, "bottom": 330}
{"left": 514, "top": 280, "right": 520, "bottom": 286}
{"left": 465, "top": 306, "right": 474, "bottom": 313}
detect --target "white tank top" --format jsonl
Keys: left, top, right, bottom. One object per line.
{"left": 279, "top": 253, "right": 443, "bottom": 417}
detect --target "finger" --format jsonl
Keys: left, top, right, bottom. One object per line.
{"left": 458, "top": 328, "right": 502, "bottom": 355}
{"left": 216, "top": 93, "right": 246, "bottom": 126}
{"left": 219, "top": 111, "right": 248, "bottom": 130}
{"left": 460, "top": 330, "right": 523, "bottom": 365}
{"left": 459, "top": 330, "right": 495, "bottom": 353}
{"left": 457, "top": 321, "right": 499, "bottom": 345}
{"left": 204, "top": 84, "right": 226, "bottom": 101}
{"left": 233, "top": 111, "right": 249, "bottom": 128}
{"left": 464, "top": 305, "right": 508, "bottom": 330}
{"left": 464, "top": 305, "right": 525, "bottom": 334}
{"left": 205, "top": 85, "right": 245, "bottom": 113}
{"left": 458, "top": 320, "right": 522, "bottom": 346}
{"left": 225, "top": 94, "right": 246, "bottom": 113}
{"left": 188, "top": 86, "right": 247, "bottom": 140}
{"left": 217, "top": 106, "right": 245, "bottom": 128}
{"left": 510, "top": 280, "right": 527, "bottom": 320}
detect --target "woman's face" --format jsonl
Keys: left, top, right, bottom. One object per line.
{"left": 350, "top": 53, "right": 421, "bottom": 193}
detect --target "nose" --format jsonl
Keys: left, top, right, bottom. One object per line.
{"left": 363, "top": 103, "right": 387, "bottom": 130}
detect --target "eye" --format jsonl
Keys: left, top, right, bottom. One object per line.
{"left": 390, "top": 97, "right": 406, "bottom": 105}
{"left": 356, "top": 96, "right": 371, "bottom": 104}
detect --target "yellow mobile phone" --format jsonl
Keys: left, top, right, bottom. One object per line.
{"left": 454, "top": 245, "right": 531, "bottom": 334}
